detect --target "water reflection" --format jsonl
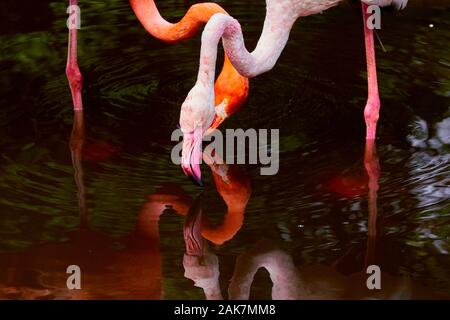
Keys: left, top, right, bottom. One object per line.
{"left": 0, "top": 117, "right": 251, "bottom": 299}
{"left": 1, "top": 113, "right": 448, "bottom": 299}
{"left": 0, "top": 109, "right": 159, "bottom": 299}
{"left": 185, "top": 141, "right": 447, "bottom": 300}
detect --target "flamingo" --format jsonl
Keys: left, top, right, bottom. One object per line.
{"left": 129, "top": 0, "right": 250, "bottom": 185}
{"left": 181, "top": 158, "right": 251, "bottom": 300}
{"left": 128, "top": 1, "right": 249, "bottom": 127}
{"left": 67, "top": 1, "right": 248, "bottom": 166}
{"left": 67, "top": 0, "right": 271, "bottom": 185}
{"left": 130, "top": 0, "right": 407, "bottom": 185}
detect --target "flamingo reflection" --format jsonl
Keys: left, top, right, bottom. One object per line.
{"left": 140, "top": 151, "right": 251, "bottom": 299}
{"left": 0, "top": 130, "right": 251, "bottom": 299}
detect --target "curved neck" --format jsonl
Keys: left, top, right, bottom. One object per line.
{"left": 245, "top": 0, "right": 299, "bottom": 76}
{"left": 129, "top": 0, "right": 227, "bottom": 43}
{"left": 130, "top": 0, "right": 172, "bottom": 40}
{"left": 229, "top": 248, "right": 302, "bottom": 300}
{"left": 201, "top": 164, "right": 250, "bottom": 245}
{"left": 196, "top": 1, "right": 298, "bottom": 82}
{"left": 196, "top": 0, "right": 343, "bottom": 79}
{"left": 196, "top": 15, "right": 228, "bottom": 89}
{"left": 202, "top": 207, "right": 245, "bottom": 245}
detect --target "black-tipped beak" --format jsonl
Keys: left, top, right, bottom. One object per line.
{"left": 182, "top": 164, "right": 204, "bottom": 187}
{"left": 181, "top": 146, "right": 203, "bottom": 187}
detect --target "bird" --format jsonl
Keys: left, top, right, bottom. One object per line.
{"left": 170, "top": 0, "right": 408, "bottom": 184}
{"left": 129, "top": 0, "right": 250, "bottom": 185}
{"left": 65, "top": 1, "right": 250, "bottom": 185}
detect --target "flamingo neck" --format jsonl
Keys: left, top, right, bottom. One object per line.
{"left": 129, "top": 0, "right": 172, "bottom": 40}
{"left": 244, "top": 0, "right": 299, "bottom": 76}
{"left": 130, "top": 0, "right": 228, "bottom": 43}
{"left": 201, "top": 206, "right": 245, "bottom": 245}
{"left": 196, "top": 5, "right": 298, "bottom": 92}
{"left": 221, "top": 2, "right": 298, "bottom": 78}
{"left": 196, "top": 17, "right": 228, "bottom": 89}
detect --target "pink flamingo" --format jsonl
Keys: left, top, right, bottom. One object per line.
{"left": 129, "top": 1, "right": 250, "bottom": 186}
{"left": 176, "top": 0, "right": 407, "bottom": 184}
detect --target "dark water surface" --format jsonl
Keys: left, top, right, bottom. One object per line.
{"left": 0, "top": 0, "right": 449, "bottom": 299}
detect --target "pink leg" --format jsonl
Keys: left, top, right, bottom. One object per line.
{"left": 362, "top": 3, "right": 380, "bottom": 140}
{"left": 66, "top": 0, "right": 83, "bottom": 111}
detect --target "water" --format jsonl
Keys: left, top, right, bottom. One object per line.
{"left": 0, "top": 0, "right": 449, "bottom": 299}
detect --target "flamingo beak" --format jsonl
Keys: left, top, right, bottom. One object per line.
{"left": 181, "top": 127, "right": 204, "bottom": 187}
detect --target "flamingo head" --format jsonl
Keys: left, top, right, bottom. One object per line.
{"left": 179, "top": 84, "right": 215, "bottom": 187}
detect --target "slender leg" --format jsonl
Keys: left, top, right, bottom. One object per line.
{"left": 364, "top": 139, "right": 380, "bottom": 268}
{"left": 362, "top": 3, "right": 381, "bottom": 140}
{"left": 66, "top": 0, "right": 83, "bottom": 111}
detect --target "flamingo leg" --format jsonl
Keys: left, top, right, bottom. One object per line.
{"left": 66, "top": 0, "right": 83, "bottom": 111}
{"left": 362, "top": 3, "right": 381, "bottom": 140}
